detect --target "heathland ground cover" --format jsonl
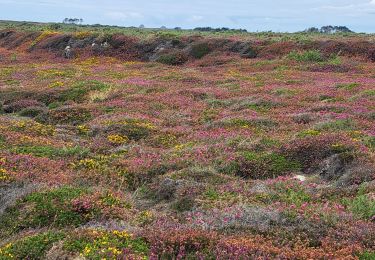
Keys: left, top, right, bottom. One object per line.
{"left": 0, "top": 23, "right": 374, "bottom": 259}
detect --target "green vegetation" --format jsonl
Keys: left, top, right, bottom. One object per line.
{"left": 345, "top": 186, "right": 375, "bottom": 220}
{"left": 0, "top": 186, "right": 91, "bottom": 237}
{"left": 336, "top": 83, "right": 359, "bottom": 91}
{"left": 156, "top": 52, "right": 187, "bottom": 65}
{"left": 237, "top": 151, "right": 301, "bottom": 179}
{"left": 190, "top": 42, "right": 211, "bottom": 59}
{"left": 59, "top": 80, "right": 110, "bottom": 103}
{"left": 0, "top": 232, "right": 65, "bottom": 259}
{"left": 287, "top": 50, "right": 325, "bottom": 62}
{"left": 11, "top": 145, "right": 89, "bottom": 158}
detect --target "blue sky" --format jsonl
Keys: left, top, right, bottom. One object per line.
{"left": 1, "top": 0, "right": 375, "bottom": 32}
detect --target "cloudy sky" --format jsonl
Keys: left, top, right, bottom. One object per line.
{"left": 1, "top": 0, "right": 375, "bottom": 32}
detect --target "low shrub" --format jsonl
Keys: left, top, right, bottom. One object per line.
{"left": 345, "top": 186, "right": 375, "bottom": 220}
{"left": 0, "top": 232, "right": 65, "bottom": 259}
{"left": 63, "top": 229, "right": 149, "bottom": 259}
{"left": 287, "top": 50, "right": 325, "bottom": 62}
{"left": 156, "top": 51, "right": 188, "bottom": 65}
{"left": 12, "top": 145, "right": 89, "bottom": 159}
{"left": 145, "top": 229, "right": 217, "bottom": 259}
{"left": 315, "top": 119, "right": 357, "bottom": 132}
{"left": 18, "top": 106, "right": 46, "bottom": 117}
{"left": 43, "top": 106, "right": 92, "bottom": 125}
{"left": 0, "top": 186, "right": 92, "bottom": 234}
{"left": 3, "top": 99, "right": 44, "bottom": 113}
{"left": 236, "top": 152, "right": 301, "bottom": 179}
{"left": 59, "top": 80, "right": 110, "bottom": 103}
{"left": 105, "top": 119, "right": 156, "bottom": 141}
{"left": 359, "top": 251, "right": 375, "bottom": 260}
{"left": 280, "top": 134, "right": 356, "bottom": 171}
{"left": 336, "top": 82, "right": 360, "bottom": 90}
{"left": 190, "top": 42, "right": 211, "bottom": 59}
{"left": 171, "top": 197, "right": 195, "bottom": 212}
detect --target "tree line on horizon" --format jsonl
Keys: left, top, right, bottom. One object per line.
{"left": 55, "top": 20, "right": 354, "bottom": 34}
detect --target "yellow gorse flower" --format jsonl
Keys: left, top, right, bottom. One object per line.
{"left": 112, "top": 230, "right": 131, "bottom": 239}
{"left": 14, "top": 121, "right": 55, "bottom": 136}
{"left": 0, "top": 243, "right": 14, "bottom": 258}
{"left": 77, "top": 125, "right": 90, "bottom": 134}
{"left": 0, "top": 158, "right": 11, "bottom": 182}
{"left": 107, "top": 134, "right": 129, "bottom": 144}
{"left": 49, "top": 81, "right": 64, "bottom": 88}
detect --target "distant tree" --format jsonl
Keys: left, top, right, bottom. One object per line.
{"left": 334, "top": 26, "right": 353, "bottom": 33}
{"left": 320, "top": 25, "right": 334, "bottom": 34}
{"left": 194, "top": 27, "right": 247, "bottom": 33}
{"left": 305, "top": 27, "right": 319, "bottom": 33}
{"left": 139, "top": 24, "right": 145, "bottom": 29}
{"left": 49, "top": 23, "right": 61, "bottom": 30}
{"left": 160, "top": 26, "right": 167, "bottom": 29}
{"left": 303, "top": 25, "right": 353, "bottom": 34}
{"left": 63, "top": 18, "right": 83, "bottom": 25}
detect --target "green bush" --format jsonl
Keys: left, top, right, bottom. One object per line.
{"left": 363, "top": 136, "right": 375, "bottom": 151}
{"left": 44, "top": 106, "right": 92, "bottom": 125}
{"left": 12, "top": 145, "right": 89, "bottom": 158}
{"left": 106, "top": 119, "right": 156, "bottom": 141}
{"left": 359, "top": 251, "right": 375, "bottom": 260}
{"left": 18, "top": 106, "right": 46, "bottom": 117}
{"left": 225, "top": 118, "right": 278, "bottom": 129}
{"left": 171, "top": 197, "right": 195, "bottom": 212}
{"left": 346, "top": 192, "right": 375, "bottom": 220}
{"left": 336, "top": 83, "right": 359, "bottom": 91}
{"left": 236, "top": 152, "right": 301, "bottom": 179}
{"left": 287, "top": 50, "right": 325, "bottom": 62}
{"left": 63, "top": 229, "right": 149, "bottom": 259}
{"left": 59, "top": 80, "right": 110, "bottom": 102}
{"left": 190, "top": 42, "right": 211, "bottom": 59}
{"left": 316, "top": 119, "right": 356, "bottom": 132}
{"left": 281, "top": 188, "right": 311, "bottom": 207}
{"left": 0, "top": 232, "right": 65, "bottom": 259}
{"left": 0, "top": 186, "right": 92, "bottom": 236}
{"left": 156, "top": 51, "right": 188, "bottom": 65}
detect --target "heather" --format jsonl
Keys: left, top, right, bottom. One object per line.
{"left": 0, "top": 25, "right": 374, "bottom": 259}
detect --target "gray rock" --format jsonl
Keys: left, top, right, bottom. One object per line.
{"left": 63, "top": 46, "right": 73, "bottom": 59}
{"left": 336, "top": 163, "right": 375, "bottom": 186}
{"left": 249, "top": 182, "right": 271, "bottom": 194}
{"left": 317, "top": 154, "right": 346, "bottom": 181}
{"left": 0, "top": 183, "right": 40, "bottom": 215}
{"left": 157, "top": 178, "right": 184, "bottom": 200}
{"left": 190, "top": 205, "right": 282, "bottom": 232}
{"left": 291, "top": 112, "right": 316, "bottom": 124}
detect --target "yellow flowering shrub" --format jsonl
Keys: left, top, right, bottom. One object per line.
{"left": 64, "top": 229, "right": 148, "bottom": 260}
{"left": 137, "top": 210, "right": 154, "bottom": 225}
{"left": 77, "top": 125, "right": 90, "bottom": 135}
{"left": 73, "top": 155, "right": 114, "bottom": 170}
{"left": 14, "top": 121, "right": 55, "bottom": 136}
{"left": 0, "top": 158, "right": 11, "bottom": 182}
{"left": 107, "top": 134, "right": 129, "bottom": 145}
{"left": 74, "top": 158, "right": 101, "bottom": 170}
{"left": 49, "top": 81, "right": 64, "bottom": 88}
{"left": 74, "top": 31, "right": 92, "bottom": 39}
{"left": 30, "top": 30, "right": 56, "bottom": 47}
{"left": 0, "top": 243, "right": 13, "bottom": 258}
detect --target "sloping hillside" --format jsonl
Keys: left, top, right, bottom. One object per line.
{"left": 0, "top": 25, "right": 374, "bottom": 259}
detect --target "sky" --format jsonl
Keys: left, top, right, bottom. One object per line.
{"left": 1, "top": 0, "right": 375, "bottom": 32}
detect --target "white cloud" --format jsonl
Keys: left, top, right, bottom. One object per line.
{"left": 105, "top": 11, "right": 143, "bottom": 21}
{"left": 187, "top": 15, "right": 204, "bottom": 22}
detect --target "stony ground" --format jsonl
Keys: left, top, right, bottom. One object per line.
{"left": 0, "top": 33, "right": 374, "bottom": 259}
